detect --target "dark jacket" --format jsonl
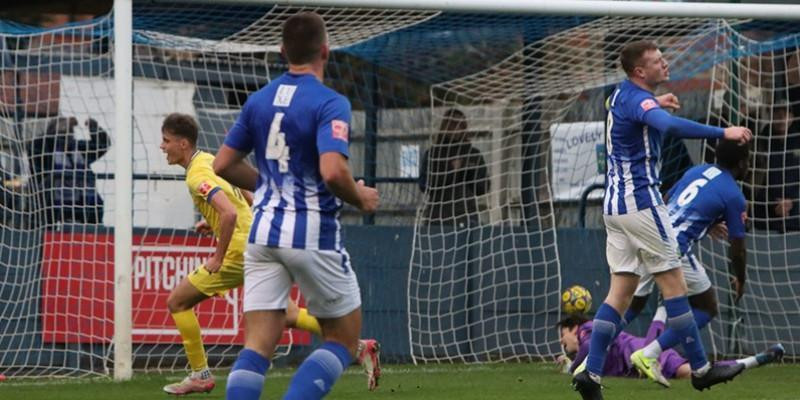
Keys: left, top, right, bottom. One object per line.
{"left": 753, "top": 131, "right": 800, "bottom": 232}
{"left": 27, "top": 118, "right": 110, "bottom": 224}
{"left": 419, "top": 138, "right": 488, "bottom": 226}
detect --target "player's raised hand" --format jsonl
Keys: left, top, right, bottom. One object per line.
{"left": 655, "top": 93, "right": 680, "bottom": 111}
{"left": 723, "top": 126, "right": 752, "bottom": 144}
{"left": 356, "top": 179, "right": 379, "bottom": 214}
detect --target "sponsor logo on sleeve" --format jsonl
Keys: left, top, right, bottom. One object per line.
{"left": 331, "top": 120, "right": 349, "bottom": 142}
{"left": 640, "top": 98, "right": 658, "bottom": 112}
{"left": 197, "top": 181, "right": 213, "bottom": 196}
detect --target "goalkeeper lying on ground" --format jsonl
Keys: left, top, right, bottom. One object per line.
{"left": 556, "top": 308, "right": 783, "bottom": 383}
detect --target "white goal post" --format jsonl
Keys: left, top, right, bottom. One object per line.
{"left": 101, "top": 0, "right": 800, "bottom": 379}
{"left": 113, "top": 0, "right": 133, "bottom": 381}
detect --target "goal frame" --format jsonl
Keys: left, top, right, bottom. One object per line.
{"left": 111, "top": 0, "right": 800, "bottom": 380}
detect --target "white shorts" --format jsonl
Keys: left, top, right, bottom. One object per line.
{"left": 634, "top": 252, "right": 712, "bottom": 297}
{"left": 604, "top": 205, "right": 681, "bottom": 276}
{"left": 243, "top": 244, "right": 362, "bottom": 318}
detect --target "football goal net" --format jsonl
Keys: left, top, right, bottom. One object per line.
{"left": 0, "top": 0, "right": 798, "bottom": 379}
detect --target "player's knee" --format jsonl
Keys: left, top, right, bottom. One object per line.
{"left": 675, "top": 363, "right": 692, "bottom": 379}
{"left": 654, "top": 269, "right": 688, "bottom": 298}
{"left": 166, "top": 293, "right": 191, "bottom": 313}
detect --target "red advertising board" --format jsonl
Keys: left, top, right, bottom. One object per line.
{"left": 41, "top": 231, "right": 310, "bottom": 346}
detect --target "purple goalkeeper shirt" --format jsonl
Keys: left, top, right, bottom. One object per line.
{"left": 570, "top": 321, "right": 686, "bottom": 378}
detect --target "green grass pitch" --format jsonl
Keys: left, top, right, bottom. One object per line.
{"left": 1, "top": 363, "right": 797, "bottom": 399}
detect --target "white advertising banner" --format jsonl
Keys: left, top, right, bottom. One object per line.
{"left": 550, "top": 121, "right": 605, "bottom": 201}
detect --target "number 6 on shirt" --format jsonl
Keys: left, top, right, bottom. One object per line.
{"left": 266, "top": 112, "right": 290, "bottom": 172}
{"left": 675, "top": 167, "right": 722, "bottom": 207}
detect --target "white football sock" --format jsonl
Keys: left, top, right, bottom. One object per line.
{"left": 692, "top": 362, "right": 711, "bottom": 377}
{"left": 653, "top": 306, "right": 667, "bottom": 324}
{"left": 641, "top": 339, "right": 662, "bottom": 359}
{"left": 736, "top": 356, "right": 759, "bottom": 369}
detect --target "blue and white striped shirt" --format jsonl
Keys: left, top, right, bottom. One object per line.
{"left": 224, "top": 72, "right": 352, "bottom": 251}
{"left": 666, "top": 164, "right": 747, "bottom": 256}
{"left": 604, "top": 80, "right": 666, "bottom": 215}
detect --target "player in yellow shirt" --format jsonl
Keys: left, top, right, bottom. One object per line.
{"left": 159, "top": 113, "right": 381, "bottom": 395}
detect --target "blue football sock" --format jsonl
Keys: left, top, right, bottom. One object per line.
{"left": 663, "top": 296, "right": 708, "bottom": 370}
{"left": 226, "top": 348, "right": 270, "bottom": 400}
{"left": 605, "top": 308, "right": 638, "bottom": 342}
{"left": 656, "top": 307, "right": 712, "bottom": 351}
{"left": 284, "top": 341, "right": 352, "bottom": 400}
{"left": 586, "top": 303, "right": 622, "bottom": 377}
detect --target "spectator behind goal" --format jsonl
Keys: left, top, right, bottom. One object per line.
{"left": 753, "top": 103, "right": 800, "bottom": 232}
{"left": 27, "top": 116, "right": 110, "bottom": 225}
{"left": 419, "top": 109, "right": 489, "bottom": 227}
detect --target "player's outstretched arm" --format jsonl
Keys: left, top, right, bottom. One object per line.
{"left": 320, "top": 152, "right": 378, "bottom": 214}
{"left": 213, "top": 144, "right": 258, "bottom": 191}
{"left": 728, "top": 237, "right": 747, "bottom": 303}
{"left": 722, "top": 126, "right": 753, "bottom": 144}
{"left": 644, "top": 108, "right": 752, "bottom": 143}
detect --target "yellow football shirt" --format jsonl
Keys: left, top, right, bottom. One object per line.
{"left": 185, "top": 151, "right": 252, "bottom": 265}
